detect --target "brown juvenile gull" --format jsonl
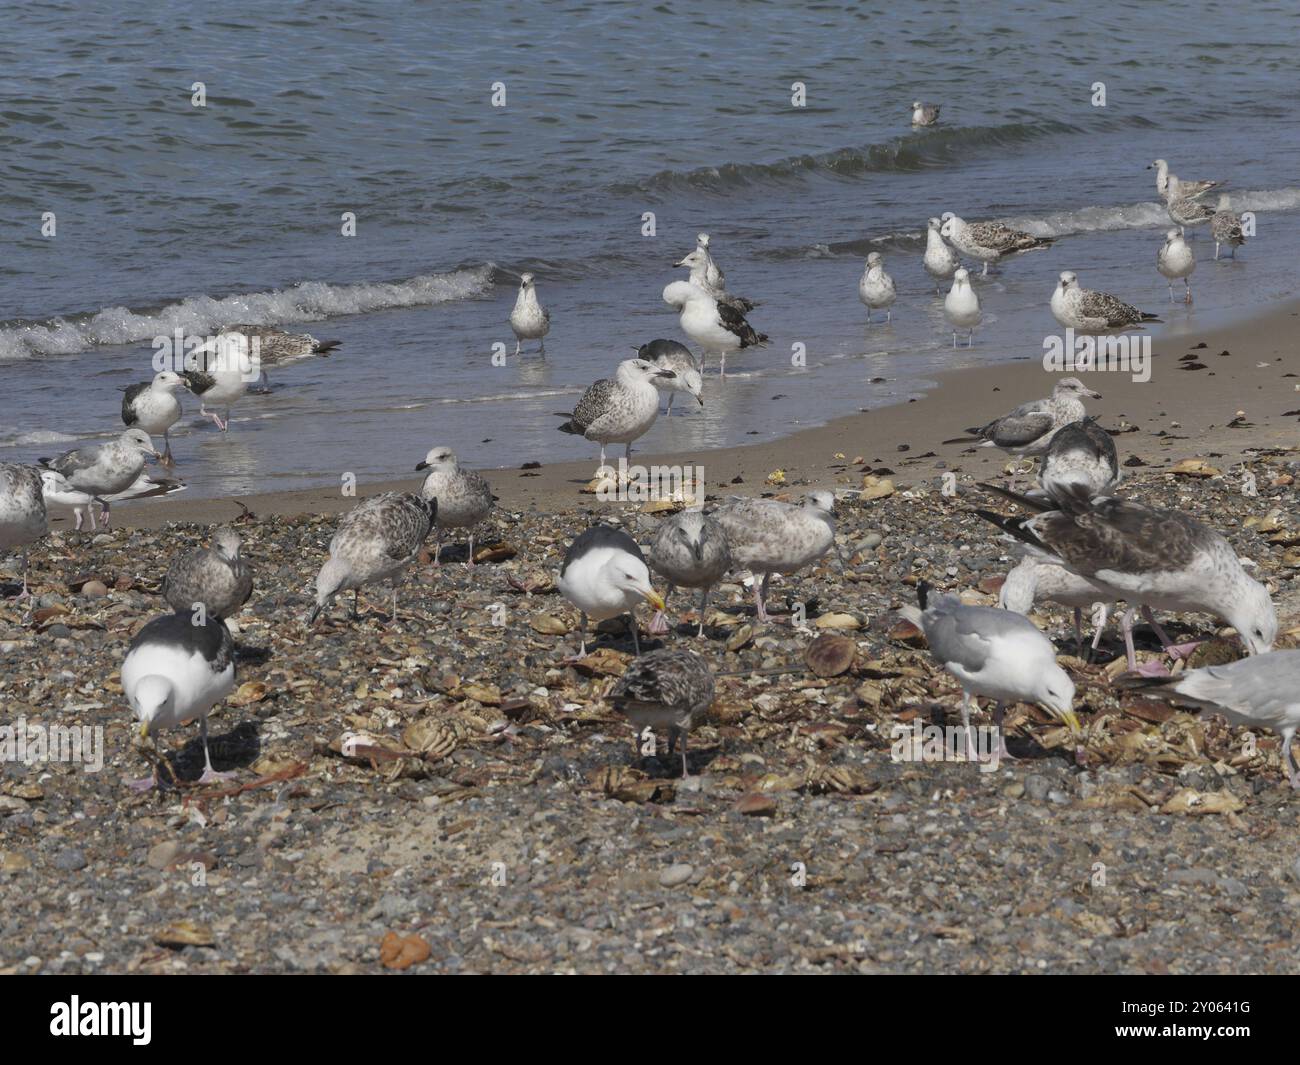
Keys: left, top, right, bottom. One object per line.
{"left": 162, "top": 526, "right": 254, "bottom": 619}
{"left": 1117, "top": 651, "right": 1300, "bottom": 789}
{"left": 999, "top": 555, "right": 1116, "bottom": 661}
{"left": 647, "top": 509, "right": 732, "bottom": 637}
{"left": 39, "top": 428, "right": 161, "bottom": 529}
{"left": 220, "top": 323, "right": 340, "bottom": 390}
{"left": 714, "top": 491, "right": 836, "bottom": 624}
{"left": 939, "top": 213, "right": 1054, "bottom": 275}
{"left": 1036, "top": 417, "right": 1120, "bottom": 504}
{"left": 674, "top": 246, "right": 756, "bottom": 314}
{"left": 122, "top": 611, "right": 237, "bottom": 788}
{"left": 609, "top": 648, "right": 715, "bottom": 777}
{"left": 555, "top": 358, "right": 675, "bottom": 470}
{"left": 415, "top": 445, "right": 495, "bottom": 565}
{"left": 557, "top": 525, "right": 664, "bottom": 657}
{"left": 509, "top": 272, "right": 550, "bottom": 355}
{"left": 1166, "top": 195, "right": 1215, "bottom": 236}
{"left": 1148, "top": 159, "right": 1220, "bottom": 203}
{"left": 120, "top": 370, "right": 186, "bottom": 463}
{"left": 1211, "top": 195, "right": 1247, "bottom": 260}
{"left": 635, "top": 339, "right": 704, "bottom": 416}
{"left": 1050, "top": 271, "right": 1161, "bottom": 332}
{"left": 0, "top": 463, "right": 47, "bottom": 599}
{"left": 976, "top": 485, "right": 1277, "bottom": 673}
{"left": 911, "top": 101, "right": 941, "bottom": 126}
{"left": 310, "top": 492, "right": 436, "bottom": 625}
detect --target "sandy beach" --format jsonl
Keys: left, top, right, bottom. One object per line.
{"left": 3, "top": 300, "right": 1299, "bottom": 975}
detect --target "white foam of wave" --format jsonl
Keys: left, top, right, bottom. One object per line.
{"left": 0, "top": 264, "right": 496, "bottom": 363}
{"left": 3, "top": 430, "right": 80, "bottom": 448}
{"left": 1001, "top": 187, "right": 1300, "bottom": 239}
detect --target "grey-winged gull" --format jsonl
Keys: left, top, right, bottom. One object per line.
{"left": 609, "top": 647, "right": 715, "bottom": 777}
{"left": 121, "top": 370, "right": 185, "bottom": 464}
{"left": 1157, "top": 228, "right": 1196, "bottom": 303}
{"left": 924, "top": 217, "right": 960, "bottom": 293}
{"left": 859, "top": 252, "right": 897, "bottom": 323}
{"left": 415, "top": 445, "right": 495, "bottom": 565}
{"left": 635, "top": 339, "right": 704, "bottom": 416}
{"left": 557, "top": 525, "right": 664, "bottom": 657}
{"left": 1118, "top": 650, "right": 1300, "bottom": 789}
{"left": 647, "top": 509, "right": 732, "bottom": 637}
{"left": 714, "top": 491, "right": 836, "bottom": 624}
{"left": 940, "top": 214, "right": 1054, "bottom": 275}
{"left": 122, "top": 611, "right": 237, "bottom": 788}
{"left": 162, "top": 526, "right": 253, "bottom": 620}
{"left": 310, "top": 492, "right": 436, "bottom": 625}
{"left": 509, "top": 272, "right": 550, "bottom": 355}
{"left": 899, "top": 582, "right": 1080, "bottom": 759}
{"left": 39, "top": 428, "right": 161, "bottom": 529}
{"left": 662, "top": 280, "right": 766, "bottom": 378}
{"left": 960, "top": 379, "right": 1101, "bottom": 481}
{"left": 555, "top": 358, "right": 674, "bottom": 470}
{"left": 1000, "top": 556, "right": 1115, "bottom": 660}
{"left": 0, "top": 463, "right": 47, "bottom": 598}
{"left": 1051, "top": 272, "right": 1161, "bottom": 332}
{"left": 976, "top": 485, "right": 1277, "bottom": 672}
{"left": 1211, "top": 195, "right": 1247, "bottom": 260}
{"left": 943, "top": 268, "right": 981, "bottom": 347}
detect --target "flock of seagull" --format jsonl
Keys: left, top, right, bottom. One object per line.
{"left": 0, "top": 132, "right": 1295, "bottom": 791}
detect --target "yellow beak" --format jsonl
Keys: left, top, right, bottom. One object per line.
{"left": 139, "top": 721, "right": 150, "bottom": 740}
{"left": 1060, "top": 709, "right": 1082, "bottom": 737}
{"left": 643, "top": 589, "right": 666, "bottom": 612}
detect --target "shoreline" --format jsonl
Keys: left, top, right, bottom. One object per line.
{"left": 107, "top": 298, "right": 1300, "bottom": 530}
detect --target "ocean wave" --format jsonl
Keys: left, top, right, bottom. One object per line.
{"left": 0, "top": 265, "right": 496, "bottom": 362}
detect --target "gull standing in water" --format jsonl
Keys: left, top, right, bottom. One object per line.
{"left": 120, "top": 370, "right": 186, "bottom": 464}
{"left": 923, "top": 217, "right": 960, "bottom": 293}
{"left": 1211, "top": 195, "right": 1247, "bottom": 259}
{"left": 310, "top": 492, "right": 436, "bottom": 625}
{"left": 647, "top": 509, "right": 732, "bottom": 637}
{"left": 39, "top": 429, "right": 162, "bottom": 529}
{"left": 662, "top": 281, "right": 766, "bottom": 378}
{"left": 858, "top": 252, "right": 897, "bottom": 323}
{"left": 609, "top": 648, "right": 715, "bottom": 777}
{"left": 940, "top": 214, "right": 1054, "bottom": 275}
{"left": 1051, "top": 272, "right": 1161, "bottom": 332}
{"left": 1167, "top": 196, "right": 1215, "bottom": 236}
{"left": 219, "top": 324, "right": 341, "bottom": 391}
{"left": 509, "top": 272, "right": 550, "bottom": 355}
{"left": 182, "top": 332, "right": 254, "bottom": 432}
{"left": 944, "top": 268, "right": 981, "bottom": 347}
{"left": 714, "top": 491, "right": 836, "bottom": 624}
{"left": 911, "top": 101, "right": 941, "bottom": 126}
{"left": 0, "top": 463, "right": 47, "bottom": 599}
{"left": 694, "top": 233, "right": 726, "bottom": 290}
{"left": 1148, "top": 159, "right": 1220, "bottom": 203}
{"left": 635, "top": 339, "right": 704, "bottom": 416}
{"left": 1157, "top": 229, "right": 1196, "bottom": 303}
{"left": 1118, "top": 651, "right": 1300, "bottom": 789}
{"left": 555, "top": 358, "right": 675, "bottom": 470}
{"left": 557, "top": 525, "right": 664, "bottom": 657}
{"left": 676, "top": 246, "right": 755, "bottom": 313}
{"left": 415, "top": 445, "right": 495, "bottom": 565}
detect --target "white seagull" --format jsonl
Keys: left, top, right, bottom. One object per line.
{"left": 557, "top": 525, "right": 664, "bottom": 657}
{"left": 858, "top": 252, "right": 897, "bottom": 323}
{"left": 662, "top": 280, "right": 766, "bottom": 378}
{"left": 509, "top": 272, "right": 550, "bottom": 355}
{"left": 944, "top": 268, "right": 981, "bottom": 347}
{"left": 911, "top": 101, "right": 941, "bottom": 127}
{"left": 1157, "top": 228, "right": 1196, "bottom": 303}
{"left": 120, "top": 370, "right": 185, "bottom": 464}
{"left": 39, "top": 429, "right": 162, "bottom": 529}
{"left": 923, "top": 217, "right": 960, "bottom": 293}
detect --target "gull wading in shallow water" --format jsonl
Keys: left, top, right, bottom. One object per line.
{"left": 662, "top": 280, "right": 766, "bottom": 378}
{"left": 676, "top": 244, "right": 755, "bottom": 314}
{"left": 182, "top": 332, "right": 255, "bottom": 432}
{"left": 858, "top": 252, "right": 897, "bottom": 324}
{"left": 635, "top": 339, "right": 704, "bottom": 416}
{"left": 1211, "top": 194, "right": 1247, "bottom": 259}
{"left": 219, "top": 324, "right": 341, "bottom": 390}
{"left": 555, "top": 358, "right": 675, "bottom": 470}
{"left": 120, "top": 370, "right": 186, "bottom": 464}
{"left": 1148, "top": 159, "right": 1221, "bottom": 204}
{"left": 509, "top": 272, "right": 550, "bottom": 355}
{"left": 39, "top": 429, "right": 162, "bottom": 529}
{"left": 557, "top": 525, "right": 664, "bottom": 657}
{"left": 1157, "top": 228, "right": 1196, "bottom": 303}
{"left": 939, "top": 213, "right": 1054, "bottom": 275}
{"left": 1050, "top": 272, "right": 1161, "bottom": 332}
{"left": 943, "top": 268, "right": 981, "bottom": 347}
{"left": 1166, "top": 195, "right": 1215, "bottom": 236}
{"left": 923, "top": 217, "right": 960, "bottom": 293}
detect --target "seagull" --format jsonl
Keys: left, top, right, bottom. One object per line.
{"left": 162, "top": 526, "right": 253, "bottom": 620}
{"left": 714, "top": 491, "right": 836, "bottom": 624}
{"left": 120, "top": 370, "right": 185, "bottom": 464}
{"left": 182, "top": 332, "right": 254, "bottom": 431}
{"left": 662, "top": 280, "right": 766, "bottom": 378}
{"left": 999, "top": 555, "right": 1115, "bottom": 660}
{"left": 1051, "top": 272, "right": 1161, "bottom": 332}
{"left": 675, "top": 247, "right": 755, "bottom": 313}
{"left": 608, "top": 648, "right": 715, "bottom": 778}
{"left": 940, "top": 214, "right": 1054, "bottom": 275}
{"left": 923, "top": 217, "right": 960, "bottom": 293}
{"left": 1157, "top": 228, "right": 1196, "bottom": 303}
{"left": 1117, "top": 651, "right": 1300, "bottom": 789}
{"left": 1211, "top": 195, "right": 1247, "bottom": 260}
{"left": 122, "top": 612, "right": 237, "bottom": 788}
{"left": 310, "top": 492, "right": 436, "bottom": 625}
{"left": 635, "top": 339, "right": 704, "bottom": 416}
{"left": 693, "top": 233, "right": 726, "bottom": 290}
{"left": 898, "top": 582, "right": 1080, "bottom": 760}
{"left": 943, "top": 268, "right": 981, "bottom": 347}
{"left": 647, "top": 509, "right": 732, "bottom": 637}
{"left": 219, "top": 324, "right": 341, "bottom": 390}
{"left": 975, "top": 486, "right": 1277, "bottom": 672}
{"left": 509, "top": 272, "right": 550, "bottom": 355}
{"left": 555, "top": 358, "right": 675, "bottom": 470}
{"left": 557, "top": 525, "right": 664, "bottom": 657}
{"left": 415, "top": 445, "right": 495, "bottom": 565}
{"left": 1037, "top": 417, "right": 1120, "bottom": 504}
{"left": 1148, "top": 159, "right": 1220, "bottom": 203}
{"left": 0, "top": 463, "right": 47, "bottom": 599}
{"left": 1166, "top": 196, "right": 1216, "bottom": 236}
{"left": 911, "top": 101, "right": 941, "bottom": 127}
{"left": 858, "top": 252, "right": 897, "bottom": 323}
{"left": 961, "top": 378, "right": 1101, "bottom": 470}
{"left": 39, "top": 429, "right": 162, "bottom": 529}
